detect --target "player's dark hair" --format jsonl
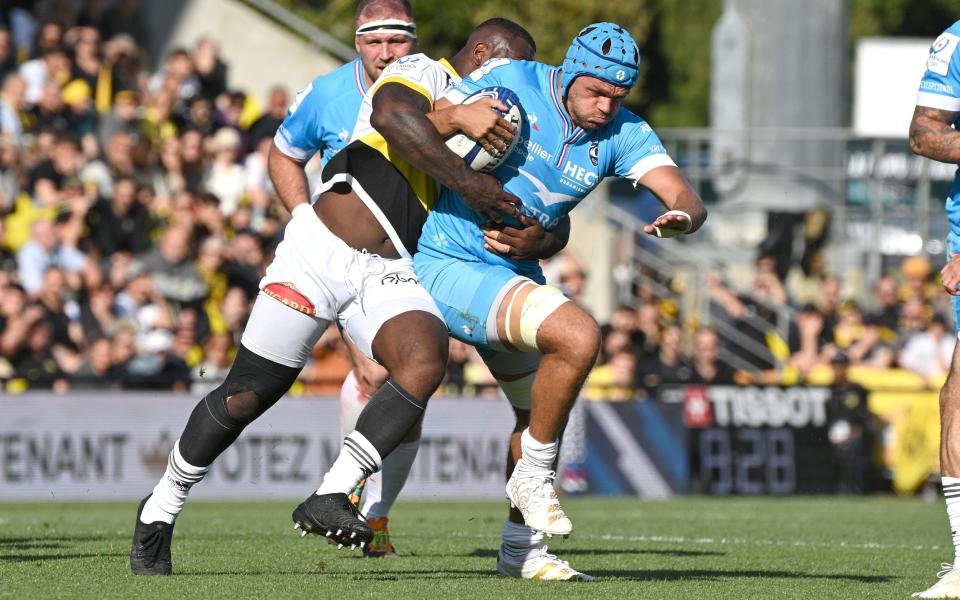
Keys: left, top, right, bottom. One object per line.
{"left": 355, "top": 0, "right": 415, "bottom": 27}
{"left": 474, "top": 18, "right": 537, "bottom": 54}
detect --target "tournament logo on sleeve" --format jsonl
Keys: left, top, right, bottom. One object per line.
{"left": 928, "top": 32, "right": 959, "bottom": 76}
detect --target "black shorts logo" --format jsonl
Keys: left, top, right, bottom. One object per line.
{"left": 381, "top": 273, "right": 420, "bottom": 285}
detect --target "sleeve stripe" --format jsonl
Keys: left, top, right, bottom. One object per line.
{"left": 371, "top": 76, "right": 435, "bottom": 108}
{"left": 917, "top": 91, "right": 960, "bottom": 111}
{"left": 273, "top": 129, "right": 312, "bottom": 162}
{"left": 627, "top": 154, "right": 677, "bottom": 186}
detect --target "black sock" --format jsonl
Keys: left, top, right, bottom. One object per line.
{"left": 354, "top": 379, "right": 427, "bottom": 459}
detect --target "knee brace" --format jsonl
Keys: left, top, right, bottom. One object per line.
{"left": 216, "top": 344, "right": 302, "bottom": 424}
{"left": 179, "top": 345, "right": 301, "bottom": 466}
{"left": 502, "top": 284, "right": 570, "bottom": 352}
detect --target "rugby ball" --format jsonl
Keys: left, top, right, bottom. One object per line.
{"left": 445, "top": 86, "right": 522, "bottom": 173}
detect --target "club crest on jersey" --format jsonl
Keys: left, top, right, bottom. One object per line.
{"left": 589, "top": 140, "right": 599, "bottom": 166}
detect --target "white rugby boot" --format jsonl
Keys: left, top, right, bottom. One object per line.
{"left": 913, "top": 565, "right": 960, "bottom": 598}
{"left": 506, "top": 469, "right": 572, "bottom": 536}
{"left": 497, "top": 545, "right": 593, "bottom": 581}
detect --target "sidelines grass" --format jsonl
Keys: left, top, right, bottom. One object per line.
{"left": 0, "top": 496, "right": 950, "bottom": 599}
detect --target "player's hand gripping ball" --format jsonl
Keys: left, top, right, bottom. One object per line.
{"left": 445, "top": 86, "right": 522, "bottom": 172}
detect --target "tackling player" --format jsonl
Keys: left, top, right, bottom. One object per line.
{"left": 129, "top": 18, "right": 545, "bottom": 577}
{"left": 269, "top": 0, "right": 416, "bottom": 558}
{"left": 909, "top": 18, "right": 960, "bottom": 600}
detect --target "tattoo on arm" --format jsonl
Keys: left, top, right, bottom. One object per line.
{"left": 909, "top": 106, "right": 960, "bottom": 163}
{"left": 371, "top": 83, "right": 474, "bottom": 192}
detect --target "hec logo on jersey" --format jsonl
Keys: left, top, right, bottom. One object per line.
{"left": 928, "top": 32, "right": 959, "bottom": 76}
{"left": 561, "top": 160, "right": 598, "bottom": 187}
{"left": 589, "top": 140, "right": 599, "bottom": 166}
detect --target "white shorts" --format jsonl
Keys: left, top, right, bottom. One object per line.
{"left": 253, "top": 203, "right": 443, "bottom": 366}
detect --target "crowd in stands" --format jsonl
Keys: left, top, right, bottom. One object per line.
{"left": 0, "top": 3, "right": 305, "bottom": 393}
{"left": 0, "top": 3, "right": 954, "bottom": 400}
{"left": 580, "top": 247, "right": 956, "bottom": 400}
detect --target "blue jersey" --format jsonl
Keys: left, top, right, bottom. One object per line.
{"left": 273, "top": 59, "right": 369, "bottom": 165}
{"left": 417, "top": 59, "right": 675, "bottom": 279}
{"left": 917, "top": 20, "right": 960, "bottom": 230}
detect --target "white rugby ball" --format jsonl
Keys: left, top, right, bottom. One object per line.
{"left": 445, "top": 86, "right": 522, "bottom": 173}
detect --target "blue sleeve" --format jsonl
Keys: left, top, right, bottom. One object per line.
{"left": 447, "top": 58, "right": 516, "bottom": 102}
{"left": 917, "top": 21, "right": 960, "bottom": 111}
{"left": 610, "top": 111, "right": 677, "bottom": 186}
{"left": 274, "top": 75, "right": 328, "bottom": 162}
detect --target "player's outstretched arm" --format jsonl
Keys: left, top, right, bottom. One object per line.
{"left": 268, "top": 141, "right": 312, "bottom": 213}
{"left": 371, "top": 82, "right": 519, "bottom": 223}
{"left": 910, "top": 106, "right": 960, "bottom": 164}
{"left": 636, "top": 166, "right": 707, "bottom": 238}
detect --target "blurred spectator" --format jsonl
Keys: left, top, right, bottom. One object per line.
{"left": 244, "top": 134, "right": 276, "bottom": 227}
{"left": 135, "top": 225, "right": 207, "bottom": 306}
{"left": 900, "top": 255, "right": 936, "bottom": 302}
{"left": 301, "top": 325, "right": 351, "bottom": 395}
{"left": 149, "top": 47, "right": 197, "bottom": 101}
{"left": 28, "top": 80, "right": 68, "bottom": 134}
{"left": 689, "top": 326, "right": 736, "bottom": 384}
{"left": 899, "top": 295, "right": 931, "bottom": 341}
{"left": 97, "top": 90, "right": 143, "bottom": 149}
{"left": 67, "top": 26, "right": 101, "bottom": 92}
{"left": 545, "top": 251, "right": 587, "bottom": 302}
{"left": 0, "top": 134, "right": 19, "bottom": 213}
{"left": 10, "top": 319, "right": 69, "bottom": 391}
{"left": 0, "top": 26, "right": 16, "bottom": 79}
{"left": 899, "top": 313, "right": 955, "bottom": 383}
{"left": 73, "top": 335, "right": 120, "bottom": 388}
{"left": 444, "top": 338, "right": 470, "bottom": 394}
{"left": 0, "top": 73, "right": 26, "bottom": 147}
{"left": 19, "top": 45, "right": 69, "bottom": 105}
{"left": 62, "top": 78, "right": 97, "bottom": 136}
{"left": 85, "top": 175, "right": 150, "bottom": 254}
{"left": 247, "top": 85, "right": 288, "bottom": 148}
{"left": 16, "top": 218, "right": 86, "bottom": 294}
{"left": 80, "top": 283, "right": 119, "bottom": 340}
{"left": 204, "top": 127, "right": 244, "bottom": 216}
{"left": 192, "top": 37, "right": 228, "bottom": 100}
{"left": 870, "top": 275, "right": 901, "bottom": 336}
{"left": 32, "top": 20, "right": 65, "bottom": 58}
{"left": 634, "top": 301, "right": 661, "bottom": 361}
{"left": 35, "top": 266, "right": 83, "bottom": 352}
{"left": 222, "top": 231, "right": 263, "bottom": 299}
{"left": 184, "top": 94, "right": 216, "bottom": 136}
{"left": 636, "top": 323, "right": 693, "bottom": 394}
{"left": 826, "top": 352, "right": 872, "bottom": 494}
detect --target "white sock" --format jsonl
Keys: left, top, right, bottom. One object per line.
{"left": 515, "top": 428, "right": 557, "bottom": 476}
{"left": 317, "top": 431, "right": 382, "bottom": 496}
{"left": 140, "top": 440, "right": 208, "bottom": 525}
{"left": 500, "top": 518, "right": 544, "bottom": 563}
{"left": 339, "top": 370, "right": 369, "bottom": 439}
{"left": 944, "top": 476, "right": 960, "bottom": 565}
{"left": 362, "top": 440, "right": 419, "bottom": 519}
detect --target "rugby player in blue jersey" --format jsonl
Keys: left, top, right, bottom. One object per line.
{"left": 910, "top": 19, "right": 960, "bottom": 600}
{"left": 312, "top": 22, "right": 706, "bottom": 581}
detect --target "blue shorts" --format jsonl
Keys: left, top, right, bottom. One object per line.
{"left": 413, "top": 253, "right": 543, "bottom": 352}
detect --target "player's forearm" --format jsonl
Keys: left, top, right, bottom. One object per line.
{"left": 268, "top": 143, "right": 311, "bottom": 212}
{"left": 667, "top": 188, "right": 708, "bottom": 233}
{"left": 536, "top": 216, "right": 570, "bottom": 259}
{"left": 374, "top": 103, "right": 477, "bottom": 193}
{"left": 909, "top": 108, "right": 960, "bottom": 164}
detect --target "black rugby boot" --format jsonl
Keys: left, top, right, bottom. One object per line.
{"left": 130, "top": 495, "right": 174, "bottom": 576}
{"left": 292, "top": 492, "right": 374, "bottom": 549}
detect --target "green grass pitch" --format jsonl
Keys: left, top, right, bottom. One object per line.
{"left": 0, "top": 497, "right": 951, "bottom": 598}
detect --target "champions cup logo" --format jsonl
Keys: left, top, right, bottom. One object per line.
{"left": 615, "top": 69, "right": 626, "bottom": 81}
{"left": 934, "top": 37, "right": 950, "bottom": 53}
